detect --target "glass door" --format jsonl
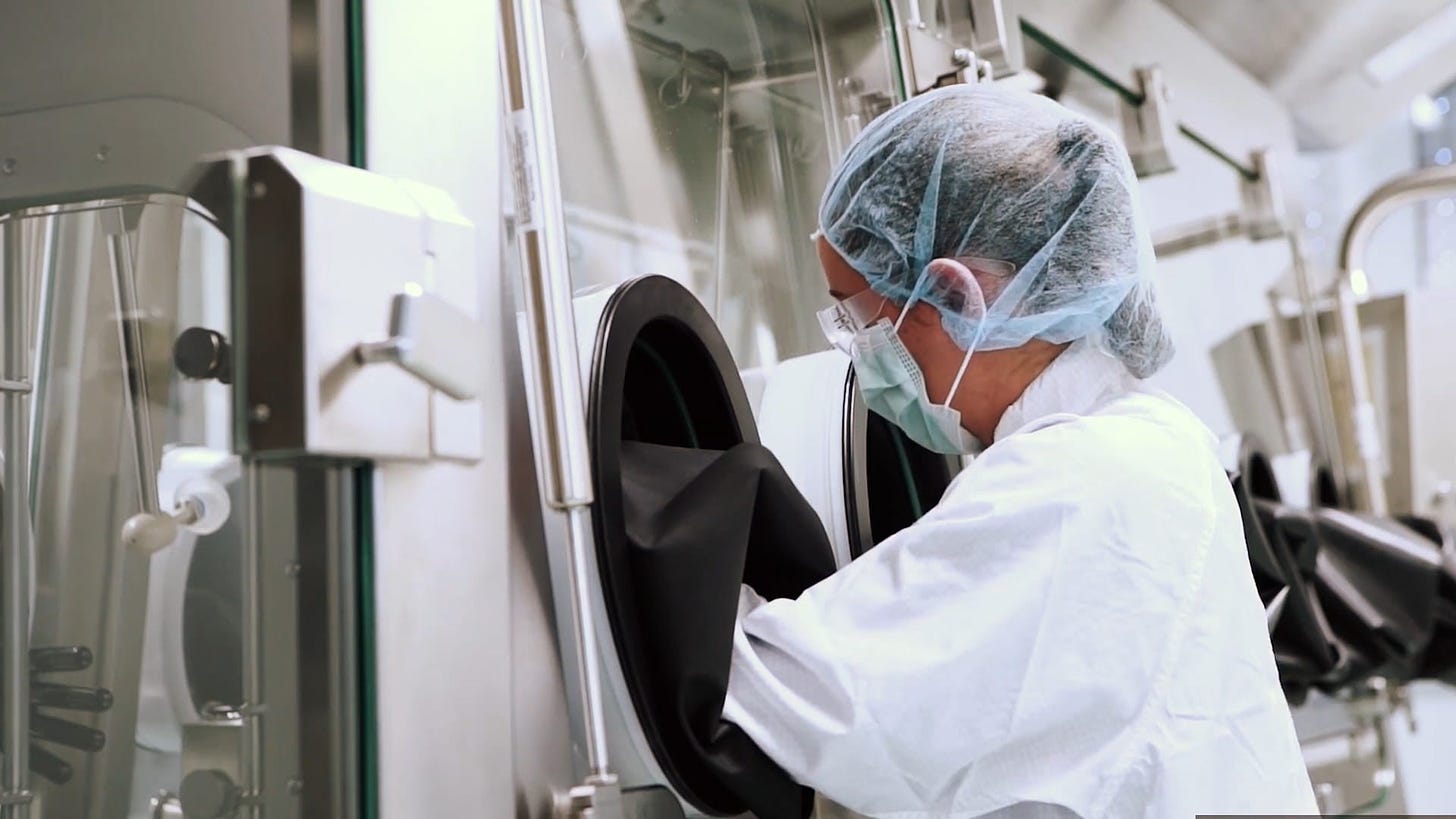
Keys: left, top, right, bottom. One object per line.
{"left": 540, "top": 0, "right": 905, "bottom": 371}
{"left": 1, "top": 196, "right": 241, "bottom": 817}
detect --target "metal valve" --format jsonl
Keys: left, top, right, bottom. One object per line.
{"left": 173, "top": 327, "right": 234, "bottom": 384}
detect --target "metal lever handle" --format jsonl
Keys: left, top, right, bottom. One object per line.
{"left": 355, "top": 291, "right": 485, "bottom": 401}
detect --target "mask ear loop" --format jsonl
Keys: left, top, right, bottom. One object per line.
{"left": 925, "top": 258, "right": 986, "bottom": 408}
{"left": 943, "top": 343, "right": 976, "bottom": 408}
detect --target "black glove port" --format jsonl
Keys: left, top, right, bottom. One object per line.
{"left": 586, "top": 276, "right": 836, "bottom": 818}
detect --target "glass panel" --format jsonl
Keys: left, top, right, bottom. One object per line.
{"left": 1, "top": 195, "right": 243, "bottom": 817}
{"left": 543, "top": 0, "right": 902, "bottom": 370}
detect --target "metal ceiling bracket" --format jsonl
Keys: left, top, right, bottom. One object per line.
{"left": 967, "top": 0, "right": 1024, "bottom": 78}
{"left": 1240, "top": 148, "right": 1287, "bottom": 241}
{"left": 1118, "top": 65, "right": 1177, "bottom": 178}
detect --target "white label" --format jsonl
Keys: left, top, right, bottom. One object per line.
{"left": 508, "top": 109, "right": 540, "bottom": 232}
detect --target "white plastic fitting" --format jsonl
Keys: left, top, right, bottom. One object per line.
{"left": 122, "top": 476, "right": 231, "bottom": 554}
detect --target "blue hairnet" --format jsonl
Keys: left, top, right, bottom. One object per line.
{"left": 818, "top": 84, "right": 1173, "bottom": 378}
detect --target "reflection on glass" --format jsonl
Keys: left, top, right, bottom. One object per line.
{"left": 1, "top": 195, "right": 240, "bottom": 817}
{"left": 544, "top": 0, "right": 902, "bottom": 370}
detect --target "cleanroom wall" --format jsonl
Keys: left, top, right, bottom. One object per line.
{"left": 1016, "top": 0, "right": 1299, "bottom": 439}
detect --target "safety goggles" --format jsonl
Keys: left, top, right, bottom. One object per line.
{"left": 816, "top": 256, "right": 1017, "bottom": 355}
{"left": 817, "top": 288, "right": 892, "bottom": 354}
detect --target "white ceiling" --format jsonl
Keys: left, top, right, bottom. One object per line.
{"left": 1156, "top": 0, "right": 1456, "bottom": 149}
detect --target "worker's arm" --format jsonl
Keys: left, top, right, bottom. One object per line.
{"left": 722, "top": 418, "right": 1212, "bottom": 816}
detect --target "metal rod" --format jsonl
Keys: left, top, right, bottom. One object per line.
{"left": 2, "top": 218, "right": 34, "bottom": 817}
{"left": 241, "top": 462, "right": 264, "bottom": 817}
{"left": 1334, "top": 166, "right": 1456, "bottom": 514}
{"left": 499, "top": 0, "right": 611, "bottom": 780}
{"left": 226, "top": 149, "right": 264, "bottom": 816}
{"left": 1286, "top": 233, "right": 1345, "bottom": 492}
{"left": 1018, "top": 19, "right": 1257, "bottom": 181}
{"left": 729, "top": 70, "right": 819, "bottom": 93}
{"left": 1262, "top": 291, "right": 1308, "bottom": 453}
{"left": 626, "top": 25, "right": 820, "bottom": 116}
{"left": 1151, "top": 211, "right": 1243, "bottom": 258}
{"left": 106, "top": 232, "right": 161, "bottom": 515}
{"left": 712, "top": 65, "right": 734, "bottom": 319}
{"left": 1333, "top": 280, "right": 1388, "bottom": 515}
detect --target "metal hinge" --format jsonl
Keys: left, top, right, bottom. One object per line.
{"left": 555, "top": 775, "right": 623, "bottom": 819}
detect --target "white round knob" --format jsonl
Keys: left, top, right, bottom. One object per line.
{"left": 173, "top": 477, "right": 231, "bottom": 535}
{"left": 122, "top": 512, "right": 180, "bottom": 554}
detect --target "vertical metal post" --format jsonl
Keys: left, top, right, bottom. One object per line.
{"left": 1287, "top": 233, "right": 1347, "bottom": 496}
{"left": 106, "top": 231, "right": 162, "bottom": 515}
{"left": 1333, "top": 279, "right": 1388, "bottom": 515}
{"left": 2, "top": 219, "right": 34, "bottom": 818}
{"left": 498, "top": 0, "right": 613, "bottom": 791}
{"left": 1262, "top": 292, "right": 1308, "bottom": 453}
{"left": 712, "top": 66, "right": 734, "bottom": 319}
{"left": 240, "top": 462, "right": 264, "bottom": 818}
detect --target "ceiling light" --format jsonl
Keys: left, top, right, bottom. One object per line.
{"left": 1364, "top": 5, "right": 1456, "bottom": 84}
{"left": 1411, "top": 93, "right": 1445, "bottom": 130}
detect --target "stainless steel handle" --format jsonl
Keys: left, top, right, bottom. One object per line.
{"left": 499, "top": 0, "right": 613, "bottom": 789}
{"left": 355, "top": 291, "right": 487, "bottom": 401}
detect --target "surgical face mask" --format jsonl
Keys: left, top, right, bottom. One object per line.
{"left": 818, "top": 289, "right": 980, "bottom": 455}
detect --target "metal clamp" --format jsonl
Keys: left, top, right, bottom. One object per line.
{"left": 966, "top": 0, "right": 1024, "bottom": 78}
{"left": 0, "top": 379, "right": 29, "bottom": 394}
{"left": 0, "top": 792, "right": 33, "bottom": 807}
{"left": 902, "top": 26, "right": 986, "bottom": 94}
{"left": 355, "top": 290, "right": 487, "bottom": 402}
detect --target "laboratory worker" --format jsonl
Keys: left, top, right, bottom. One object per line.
{"left": 723, "top": 84, "right": 1318, "bottom": 818}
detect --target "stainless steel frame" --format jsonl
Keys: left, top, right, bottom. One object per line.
{"left": 1335, "top": 165, "right": 1456, "bottom": 515}
{"left": 288, "top": 0, "right": 352, "bottom": 163}
{"left": 2, "top": 217, "right": 35, "bottom": 818}
{"left": 499, "top": 0, "right": 616, "bottom": 811}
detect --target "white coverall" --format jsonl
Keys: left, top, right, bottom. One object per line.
{"left": 724, "top": 341, "right": 1318, "bottom": 818}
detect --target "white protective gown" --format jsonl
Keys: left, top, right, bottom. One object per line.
{"left": 724, "top": 341, "right": 1317, "bottom": 818}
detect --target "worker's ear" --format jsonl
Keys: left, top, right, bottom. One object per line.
{"left": 919, "top": 258, "right": 988, "bottom": 320}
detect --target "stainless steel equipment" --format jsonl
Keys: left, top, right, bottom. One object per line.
{"left": 1213, "top": 286, "right": 1456, "bottom": 520}
{"left": 1335, "top": 166, "right": 1456, "bottom": 516}
{"left": 497, "top": 0, "right": 1011, "bottom": 813}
